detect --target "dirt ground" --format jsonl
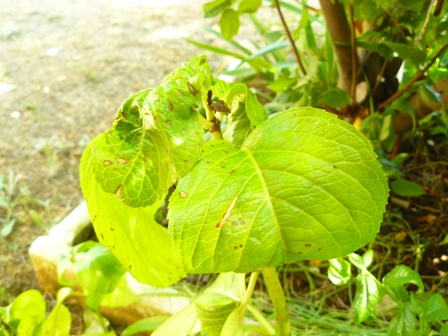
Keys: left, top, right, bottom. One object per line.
{"left": 0, "top": 0, "right": 226, "bottom": 306}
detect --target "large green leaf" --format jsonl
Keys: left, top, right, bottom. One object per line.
{"left": 80, "top": 145, "right": 185, "bottom": 287}
{"left": 82, "top": 55, "right": 209, "bottom": 207}
{"left": 169, "top": 108, "right": 388, "bottom": 273}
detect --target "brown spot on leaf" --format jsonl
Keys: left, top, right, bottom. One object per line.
{"left": 333, "top": 165, "right": 338, "bottom": 169}
{"left": 298, "top": 252, "right": 303, "bottom": 255}
{"left": 100, "top": 233, "right": 104, "bottom": 239}
{"left": 110, "top": 226, "right": 114, "bottom": 231}
{"left": 103, "top": 160, "right": 113, "bottom": 166}
{"left": 179, "top": 191, "right": 188, "bottom": 198}
{"left": 166, "top": 119, "right": 172, "bottom": 126}
{"left": 115, "top": 185, "right": 122, "bottom": 196}
{"left": 232, "top": 221, "right": 237, "bottom": 226}
{"left": 168, "top": 102, "right": 174, "bottom": 111}
{"left": 188, "top": 82, "right": 199, "bottom": 96}
{"left": 182, "top": 128, "right": 186, "bottom": 132}
{"left": 178, "top": 89, "right": 183, "bottom": 96}
{"left": 112, "top": 245, "right": 115, "bottom": 249}
{"left": 224, "top": 151, "right": 229, "bottom": 154}
{"left": 318, "top": 248, "right": 322, "bottom": 251}
{"left": 129, "top": 265, "right": 133, "bottom": 270}
{"left": 216, "top": 223, "right": 221, "bottom": 228}
{"left": 166, "top": 150, "right": 172, "bottom": 154}
{"left": 117, "top": 158, "right": 129, "bottom": 165}
{"left": 199, "top": 58, "right": 206, "bottom": 65}
{"left": 240, "top": 221, "right": 245, "bottom": 225}
{"left": 143, "top": 157, "right": 147, "bottom": 162}
{"left": 305, "top": 243, "right": 312, "bottom": 247}
{"left": 230, "top": 169, "right": 236, "bottom": 174}
{"left": 221, "top": 166, "right": 226, "bottom": 169}
{"left": 184, "top": 159, "right": 189, "bottom": 163}
{"left": 234, "top": 246, "right": 238, "bottom": 249}
{"left": 239, "top": 244, "right": 243, "bottom": 248}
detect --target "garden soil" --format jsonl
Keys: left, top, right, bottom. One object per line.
{"left": 0, "top": 0, "right": 226, "bottom": 308}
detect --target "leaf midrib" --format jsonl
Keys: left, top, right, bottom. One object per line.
{"left": 241, "top": 148, "right": 287, "bottom": 256}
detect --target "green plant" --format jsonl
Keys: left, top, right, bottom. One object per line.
{"left": 0, "top": 171, "right": 28, "bottom": 239}
{"left": 329, "top": 251, "right": 448, "bottom": 335}
{"left": 195, "top": 0, "right": 448, "bottom": 149}
{"left": 79, "top": 55, "right": 388, "bottom": 335}
{"left": 0, "top": 288, "right": 72, "bottom": 336}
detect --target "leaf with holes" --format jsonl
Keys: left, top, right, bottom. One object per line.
{"left": 81, "top": 55, "right": 210, "bottom": 207}
{"left": 168, "top": 108, "right": 388, "bottom": 273}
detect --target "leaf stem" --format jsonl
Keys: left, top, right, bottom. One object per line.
{"left": 202, "top": 92, "right": 223, "bottom": 140}
{"left": 240, "top": 269, "right": 260, "bottom": 315}
{"left": 262, "top": 267, "right": 291, "bottom": 336}
{"left": 273, "top": 0, "right": 307, "bottom": 76}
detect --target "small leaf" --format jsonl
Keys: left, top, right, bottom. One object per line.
{"left": 195, "top": 273, "right": 246, "bottom": 336}
{"left": 267, "top": 78, "right": 295, "bottom": 93}
{"left": 7, "top": 290, "right": 46, "bottom": 335}
{"left": 121, "top": 317, "right": 169, "bottom": 336}
{"left": 382, "top": 265, "right": 424, "bottom": 292}
{"left": 238, "top": 0, "right": 262, "bottom": 13}
{"left": 441, "top": 323, "right": 448, "bottom": 336}
{"left": 422, "top": 293, "right": 448, "bottom": 323}
{"left": 1, "top": 218, "right": 16, "bottom": 237}
{"left": 318, "top": 88, "right": 350, "bottom": 109}
{"left": 391, "top": 178, "right": 426, "bottom": 197}
{"left": 387, "top": 306, "right": 417, "bottom": 336}
{"left": 219, "top": 9, "right": 240, "bottom": 41}
{"left": 348, "top": 253, "right": 366, "bottom": 271}
{"left": 328, "top": 258, "right": 352, "bottom": 286}
{"left": 220, "top": 306, "right": 244, "bottom": 336}
{"left": 152, "top": 303, "right": 201, "bottom": 336}
{"left": 71, "top": 243, "right": 126, "bottom": 311}
{"left": 379, "top": 114, "right": 393, "bottom": 141}
{"left": 362, "top": 250, "right": 374, "bottom": 268}
{"left": 34, "top": 292, "right": 71, "bottom": 336}
{"left": 203, "top": 0, "right": 231, "bottom": 18}
{"left": 419, "top": 84, "right": 442, "bottom": 104}
{"left": 354, "top": 272, "right": 382, "bottom": 323}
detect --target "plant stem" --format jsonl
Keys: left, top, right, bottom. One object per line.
{"left": 262, "top": 267, "right": 291, "bottom": 336}
{"left": 241, "top": 269, "right": 260, "bottom": 310}
{"left": 273, "top": 0, "right": 307, "bottom": 76}
{"left": 348, "top": 0, "right": 357, "bottom": 105}
{"left": 202, "top": 93, "right": 223, "bottom": 140}
{"left": 378, "top": 42, "right": 448, "bottom": 110}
